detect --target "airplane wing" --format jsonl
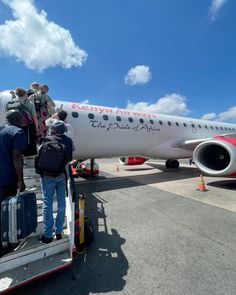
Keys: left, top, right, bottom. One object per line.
{"left": 172, "top": 133, "right": 236, "bottom": 151}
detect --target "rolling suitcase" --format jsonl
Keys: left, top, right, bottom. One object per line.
{"left": 1, "top": 192, "right": 37, "bottom": 244}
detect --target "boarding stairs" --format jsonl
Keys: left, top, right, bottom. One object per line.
{"left": 0, "top": 157, "right": 75, "bottom": 293}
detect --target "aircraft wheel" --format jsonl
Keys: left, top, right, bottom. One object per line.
{"left": 165, "top": 159, "right": 179, "bottom": 169}
{"left": 171, "top": 160, "right": 179, "bottom": 168}
{"left": 165, "top": 159, "right": 171, "bottom": 168}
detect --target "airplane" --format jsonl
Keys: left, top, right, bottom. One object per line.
{"left": 1, "top": 89, "right": 236, "bottom": 177}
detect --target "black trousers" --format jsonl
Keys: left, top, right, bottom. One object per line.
{"left": 0, "top": 185, "right": 17, "bottom": 252}
{"left": 22, "top": 123, "right": 37, "bottom": 156}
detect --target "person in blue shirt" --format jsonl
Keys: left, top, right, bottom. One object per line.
{"left": 0, "top": 110, "right": 27, "bottom": 256}
{"left": 39, "top": 121, "right": 73, "bottom": 243}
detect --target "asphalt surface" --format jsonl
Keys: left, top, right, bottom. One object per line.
{"left": 9, "top": 160, "right": 236, "bottom": 295}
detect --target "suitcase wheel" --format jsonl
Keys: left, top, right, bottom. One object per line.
{"left": 2, "top": 205, "right": 7, "bottom": 212}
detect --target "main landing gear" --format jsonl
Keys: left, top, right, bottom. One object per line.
{"left": 165, "top": 159, "right": 179, "bottom": 169}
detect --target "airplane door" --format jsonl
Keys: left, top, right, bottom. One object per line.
{"left": 190, "top": 121, "right": 198, "bottom": 133}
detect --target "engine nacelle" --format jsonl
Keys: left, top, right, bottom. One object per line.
{"left": 119, "top": 156, "right": 148, "bottom": 166}
{"left": 193, "top": 136, "right": 236, "bottom": 176}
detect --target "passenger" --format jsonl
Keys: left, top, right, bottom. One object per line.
{"left": 27, "top": 82, "right": 40, "bottom": 97}
{"left": 31, "top": 82, "right": 40, "bottom": 93}
{"left": 13, "top": 88, "right": 39, "bottom": 156}
{"left": 0, "top": 110, "right": 27, "bottom": 256}
{"left": 29, "top": 84, "right": 56, "bottom": 138}
{"left": 45, "top": 110, "right": 70, "bottom": 135}
{"left": 39, "top": 122, "right": 73, "bottom": 243}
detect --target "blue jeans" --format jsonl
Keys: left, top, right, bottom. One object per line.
{"left": 41, "top": 174, "right": 66, "bottom": 238}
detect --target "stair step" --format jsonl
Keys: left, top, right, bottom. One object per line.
{"left": 0, "top": 235, "right": 70, "bottom": 273}
{"left": 0, "top": 249, "right": 72, "bottom": 292}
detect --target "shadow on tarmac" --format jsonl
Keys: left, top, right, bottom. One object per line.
{"left": 69, "top": 193, "right": 129, "bottom": 294}
{"left": 77, "top": 164, "right": 200, "bottom": 194}
{"left": 207, "top": 180, "right": 236, "bottom": 190}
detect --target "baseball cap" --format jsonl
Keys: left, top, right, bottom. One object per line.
{"left": 52, "top": 121, "right": 66, "bottom": 134}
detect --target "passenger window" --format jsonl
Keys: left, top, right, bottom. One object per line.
{"left": 215, "top": 126, "right": 218, "bottom": 130}
{"left": 88, "top": 113, "right": 94, "bottom": 119}
{"left": 150, "top": 120, "right": 154, "bottom": 124}
{"left": 116, "top": 116, "right": 121, "bottom": 122}
{"left": 176, "top": 122, "right": 179, "bottom": 127}
{"left": 233, "top": 128, "right": 235, "bottom": 131}
{"left": 159, "top": 120, "right": 163, "bottom": 125}
{"left": 128, "top": 117, "right": 133, "bottom": 123}
{"left": 168, "top": 121, "right": 171, "bottom": 126}
{"left": 103, "top": 115, "right": 109, "bottom": 121}
{"left": 183, "top": 123, "right": 187, "bottom": 127}
{"left": 191, "top": 124, "right": 195, "bottom": 128}
{"left": 211, "top": 126, "right": 214, "bottom": 129}
{"left": 72, "top": 111, "right": 79, "bottom": 118}
{"left": 198, "top": 125, "right": 201, "bottom": 128}
{"left": 229, "top": 127, "right": 231, "bottom": 131}
{"left": 139, "top": 118, "right": 144, "bottom": 124}
{"left": 220, "top": 127, "right": 223, "bottom": 130}
{"left": 225, "top": 127, "right": 228, "bottom": 131}
{"left": 205, "top": 125, "right": 208, "bottom": 129}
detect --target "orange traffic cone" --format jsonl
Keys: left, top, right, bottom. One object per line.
{"left": 197, "top": 174, "right": 207, "bottom": 192}
{"left": 117, "top": 164, "right": 119, "bottom": 172}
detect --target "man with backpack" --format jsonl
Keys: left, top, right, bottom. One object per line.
{"left": 35, "top": 122, "right": 73, "bottom": 243}
{"left": 6, "top": 88, "right": 39, "bottom": 156}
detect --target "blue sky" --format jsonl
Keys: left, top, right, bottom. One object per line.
{"left": 0, "top": 0, "right": 236, "bottom": 122}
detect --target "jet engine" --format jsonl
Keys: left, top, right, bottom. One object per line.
{"left": 193, "top": 136, "right": 236, "bottom": 177}
{"left": 119, "top": 156, "right": 148, "bottom": 165}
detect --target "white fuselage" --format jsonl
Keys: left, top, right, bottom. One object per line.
{"left": 1, "top": 91, "right": 236, "bottom": 160}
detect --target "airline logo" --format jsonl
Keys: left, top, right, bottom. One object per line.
{"left": 72, "top": 103, "right": 157, "bottom": 119}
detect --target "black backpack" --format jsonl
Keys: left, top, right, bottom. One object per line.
{"left": 5, "top": 99, "right": 32, "bottom": 126}
{"left": 35, "top": 141, "right": 66, "bottom": 177}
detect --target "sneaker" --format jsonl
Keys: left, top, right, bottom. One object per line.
{"left": 39, "top": 234, "right": 53, "bottom": 244}
{"left": 56, "top": 233, "right": 62, "bottom": 240}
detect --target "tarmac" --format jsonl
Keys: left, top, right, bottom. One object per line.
{"left": 11, "top": 159, "right": 236, "bottom": 295}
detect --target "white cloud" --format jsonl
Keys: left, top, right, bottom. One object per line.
{"left": 0, "top": 0, "right": 88, "bottom": 71}
{"left": 209, "top": 0, "right": 228, "bottom": 21}
{"left": 124, "top": 65, "right": 151, "bottom": 85}
{"left": 201, "top": 107, "right": 236, "bottom": 122}
{"left": 126, "top": 93, "right": 189, "bottom": 116}
{"left": 201, "top": 112, "right": 217, "bottom": 120}
{"left": 218, "top": 107, "right": 236, "bottom": 121}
